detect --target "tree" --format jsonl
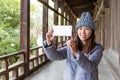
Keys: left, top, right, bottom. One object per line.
{"left": 0, "top": 0, "right": 20, "bottom": 55}
{"left": 0, "top": 0, "right": 20, "bottom": 28}
{"left": 0, "top": 0, "right": 20, "bottom": 68}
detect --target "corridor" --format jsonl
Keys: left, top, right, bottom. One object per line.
{"left": 0, "top": 0, "right": 120, "bottom": 80}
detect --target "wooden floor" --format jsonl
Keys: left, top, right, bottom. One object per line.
{"left": 24, "top": 54, "right": 116, "bottom": 80}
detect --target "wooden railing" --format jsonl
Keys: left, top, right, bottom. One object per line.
{"left": 0, "top": 46, "right": 49, "bottom": 80}
{"left": 29, "top": 46, "right": 48, "bottom": 74}
{"left": 0, "top": 50, "right": 25, "bottom": 80}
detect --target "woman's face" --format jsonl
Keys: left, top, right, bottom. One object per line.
{"left": 77, "top": 26, "right": 92, "bottom": 44}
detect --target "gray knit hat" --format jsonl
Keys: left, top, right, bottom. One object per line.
{"left": 76, "top": 12, "right": 95, "bottom": 31}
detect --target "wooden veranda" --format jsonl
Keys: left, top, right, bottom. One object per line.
{"left": 0, "top": 0, "right": 120, "bottom": 80}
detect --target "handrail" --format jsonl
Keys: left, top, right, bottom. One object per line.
{"left": 0, "top": 50, "right": 25, "bottom": 60}
{"left": 30, "top": 46, "right": 42, "bottom": 51}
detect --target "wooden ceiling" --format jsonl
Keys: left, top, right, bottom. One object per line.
{"left": 65, "top": 0, "right": 97, "bottom": 18}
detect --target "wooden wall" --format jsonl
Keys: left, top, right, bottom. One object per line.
{"left": 94, "top": 0, "right": 120, "bottom": 79}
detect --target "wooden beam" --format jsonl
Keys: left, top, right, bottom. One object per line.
{"left": 94, "top": 0, "right": 104, "bottom": 21}
{"left": 68, "top": 0, "right": 92, "bottom": 4}
{"left": 75, "top": 3, "right": 94, "bottom": 9}
{"left": 76, "top": 5, "right": 95, "bottom": 11}
{"left": 67, "top": 0, "right": 95, "bottom": 7}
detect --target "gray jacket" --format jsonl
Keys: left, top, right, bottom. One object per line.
{"left": 43, "top": 41, "right": 104, "bottom": 80}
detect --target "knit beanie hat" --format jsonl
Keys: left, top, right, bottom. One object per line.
{"left": 76, "top": 12, "right": 95, "bottom": 31}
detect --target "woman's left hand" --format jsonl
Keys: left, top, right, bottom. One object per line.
{"left": 66, "top": 38, "right": 78, "bottom": 57}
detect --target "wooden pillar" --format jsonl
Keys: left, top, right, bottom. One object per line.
{"left": 100, "top": 17, "right": 102, "bottom": 45}
{"left": 65, "top": 8, "right": 68, "bottom": 26}
{"left": 112, "top": 0, "right": 117, "bottom": 50}
{"left": 73, "top": 16, "right": 77, "bottom": 38}
{"left": 67, "top": 10, "right": 70, "bottom": 25}
{"left": 103, "top": 0, "right": 110, "bottom": 50}
{"left": 20, "top": 0, "right": 30, "bottom": 76}
{"left": 54, "top": 0, "right": 58, "bottom": 26}
{"left": 114, "top": 0, "right": 118, "bottom": 51}
{"left": 71, "top": 15, "right": 76, "bottom": 38}
{"left": 60, "top": 4, "right": 64, "bottom": 46}
{"left": 105, "top": 8, "right": 110, "bottom": 49}
{"left": 108, "top": 0, "right": 111, "bottom": 48}
{"left": 98, "top": 17, "right": 101, "bottom": 44}
{"left": 100, "top": 13, "right": 105, "bottom": 47}
{"left": 110, "top": 0, "right": 114, "bottom": 49}
{"left": 54, "top": 0, "right": 58, "bottom": 47}
{"left": 95, "top": 20, "right": 99, "bottom": 43}
{"left": 109, "top": 0, "right": 112, "bottom": 48}
{"left": 65, "top": 6, "right": 68, "bottom": 40}
{"left": 100, "top": 14, "right": 104, "bottom": 46}
{"left": 95, "top": 18, "right": 101, "bottom": 43}
{"left": 42, "top": 0, "right": 48, "bottom": 41}
{"left": 117, "top": 0, "right": 120, "bottom": 67}
{"left": 104, "top": 9, "right": 107, "bottom": 49}
{"left": 68, "top": 10, "right": 71, "bottom": 39}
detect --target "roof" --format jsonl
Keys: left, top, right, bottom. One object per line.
{"left": 65, "top": 0, "right": 97, "bottom": 18}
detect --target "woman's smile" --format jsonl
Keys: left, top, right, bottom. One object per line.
{"left": 77, "top": 26, "right": 92, "bottom": 43}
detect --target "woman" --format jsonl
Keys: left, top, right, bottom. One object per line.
{"left": 43, "top": 12, "right": 104, "bottom": 80}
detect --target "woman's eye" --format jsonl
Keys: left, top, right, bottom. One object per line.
{"left": 79, "top": 28, "right": 82, "bottom": 30}
{"left": 86, "top": 28, "right": 90, "bottom": 30}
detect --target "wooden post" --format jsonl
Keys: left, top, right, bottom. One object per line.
{"left": 113, "top": 0, "right": 117, "bottom": 50}
{"left": 54, "top": 0, "right": 58, "bottom": 48}
{"left": 110, "top": 0, "right": 114, "bottom": 49}
{"left": 42, "top": 0, "right": 48, "bottom": 41}
{"left": 101, "top": 13, "right": 105, "bottom": 47}
{"left": 97, "top": 17, "right": 101, "bottom": 43}
{"left": 67, "top": 10, "right": 71, "bottom": 39}
{"left": 105, "top": 8, "right": 110, "bottom": 49}
{"left": 64, "top": 6, "right": 68, "bottom": 41}
{"left": 20, "top": 0, "right": 30, "bottom": 76}
{"left": 60, "top": 3, "right": 64, "bottom": 46}
{"left": 116, "top": 0, "right": 119, "bottom": 52}
{"left": 1, "top": 60, "right": 9, "bottom": 80}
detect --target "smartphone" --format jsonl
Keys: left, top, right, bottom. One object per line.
{"left": 52, "top": 25, "right": 72, "bottom": 36}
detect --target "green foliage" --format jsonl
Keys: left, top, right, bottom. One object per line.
{"left": 0, "top": 0, "right": 20, "bottom": 57}
{"left": 0, "top": 27, "right": 10, "bottom": 41}
{"left": 0, "top": 39, "right": 20, "bottom": 56}
{"left": 0, "top": 0, "right": 20, "bottom": 28}
{"left": 0, "top": 27, "right": 20, "bottom": 67}
{"left": 30, "top": 36, "right": 37, "bottom": 48}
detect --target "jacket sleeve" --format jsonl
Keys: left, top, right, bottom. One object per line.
{"left": 43, "top": 40, "right": 67, "bottom": 61}
{"left": 72, "top": 45, "right": 104, "bottom": 72}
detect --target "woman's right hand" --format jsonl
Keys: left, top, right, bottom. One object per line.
{"left": 46, "top": 28, "right": 54, "bottom": 45}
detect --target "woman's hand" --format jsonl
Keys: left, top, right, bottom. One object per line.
{"left": 66, "top": 37, "right": 78, "bottom": 57}
{"left": 46, "top": 28, "right": 54, "bottom": 45}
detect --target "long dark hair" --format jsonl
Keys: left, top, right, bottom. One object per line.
{"left": 77, "top": 29, "right": 96, "bottom": 54}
